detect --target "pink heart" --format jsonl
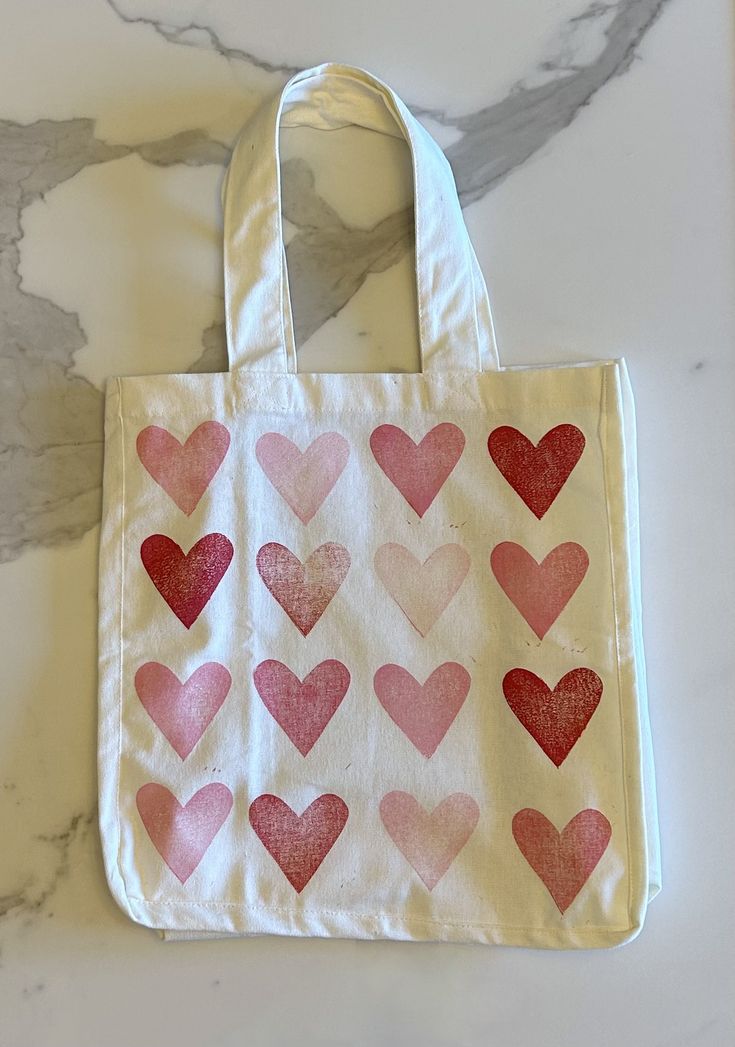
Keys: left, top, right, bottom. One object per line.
{"left": 255, "top": 432, "right": 350, "bottom": 525}
{"left": 141, "top": 533, "right": 234, "bottom": 628}
{"left": 374, "top": 663, "right": 470, "bottom": 757}
{"left": 135, "top": 662, "right": 232, "bottom": 759}
{"left": 256, "top": 542, "right": 350, "bottom": 636}
{"left": 136, "top": 421, "right": 230, "bottom": 515}
{"left": 370, "top": 423, "right": 465, "bottom": 517}
{"left": 380, "top": 791, "right": 480, "bottom": 890}
{"left": 512, "top": 808, "right": 612, "bottom": 913}
{"left": 374, "top": 543, "right": 470, "bottom": 636}
{"left": 490, "top": 542, "right": 589, "bottom": 639}
{"left": 253, "top": 659, "right": 350, "bottom": 756}
{"left": 136, "top": 782, "right": 233, "bottom": 884}
{"left": 249, "top": 794, "right": 349, "bottom": 893}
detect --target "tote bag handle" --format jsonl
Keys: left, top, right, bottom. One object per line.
{"left": 223, "top": 63, "right": 498, "bottom": 374}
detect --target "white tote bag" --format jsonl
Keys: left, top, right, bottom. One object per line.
{"left": 98, "top": 63, "right": 660, "bottom": 947}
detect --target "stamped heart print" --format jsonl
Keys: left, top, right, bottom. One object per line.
{"left": 137, "top": 421, "right": 230, "bottom": 515}
{"left": 141, "top": 533, "right": 233, "bottom": 628}
{"left": 512, "top": 808, "right": 612, "bottom": 913}
{"left": 256, "top": 431, "right": 350, "bottom": 524}
{"left": 380, "top": 791, "right": 480, "bottom": 890}
{"left": 249, "top": 793, "right": 349, "bottom": 893}
{"left": 253, "top": 659, "right": 350, "bottom": 756}
{"left": 374, "top": 543, "right": 470, "bottom": 636}
{"left": 374, "top": 662, "right": 471, "bottom": 757}
{"left": 503, "top": 667, "right": 603, "bottom": 766}
{"left": 135, "top": 662, "right": 231, "bottom": 759}
{"left": 136, "top": 782, "right": 233, "bottom": 884}
{"left": 488, "top": 424, "right": 585, "bottom": 519}
{"left": 256, "top": 542, "right": 350, "bottom": 636}
{"left": 370, "top": 422, "right": 465, "bottom": 517}
{"left": 490, "top": 541, "right": 589, "bottom": 639}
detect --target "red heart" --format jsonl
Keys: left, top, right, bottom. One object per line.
{"left": 249, "top": 794, "right": 349, "bottom": 893}
{"left": 141, "top": 533, "right": 233, "bottom": 628}
{"left": 256, "top": 542, "right": 350, "bottom": 636}
{"left": 370, "top": 423, "right": 465, "bottom": 517}
{"left": 490, "top": 542, "right": 589, "bottom": 639}
{"left": 374, "top": 663, "right": 470, "bottom": 758}
{"left": 136, "top": 782, "right": 233, "bottom": 884}
{"left": 135, "top": 662, "right": 232, "bottom": 759}
{"left": 512, "top": 808, "right": 612, "bottom": 914}
{"left": 137, "top": 421, "right": 230, "bottom": 516}
{"left": 253, "top": 659, "right": 350, "bottom": 756}
{"left": 503, "top": 668, "right": 603, "bottom": 766}
{"left": 488, "top": 425, "right": 585, "bottom": 519}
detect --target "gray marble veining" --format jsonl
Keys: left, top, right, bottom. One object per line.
{"left": 0, "top": 0, "right": 668, "bottom": 564}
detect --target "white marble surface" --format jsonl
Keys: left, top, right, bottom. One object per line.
{"left": 1, "top": 1, "right": 734, "bottom": 1044}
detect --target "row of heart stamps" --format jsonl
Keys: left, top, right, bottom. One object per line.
{"left": 141, "top": 535, "right": 589, "bottom": 638}
{"left": 137, "top": 784, "right": 612, "bottom": 915}
{"left": 136, "top": 661, "right": 602, "bottom": 766}
{"left": 137, "top": 421, "right": 586, "bottom": 522}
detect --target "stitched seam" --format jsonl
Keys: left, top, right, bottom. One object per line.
{"left": 115, "top": 379, "right": 127, "bottom": 893}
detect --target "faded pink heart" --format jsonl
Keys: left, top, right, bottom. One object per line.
{"left": 512, "top": 807, "right": 612, "bottom": 913}
{"left": 374, "top": 543, "right": 470, "bottom": 637}
{"left": 380, "top": 791, "right": 480, "bottom": 890}
{"left": 370, "top": 422, "right": 465, "bottom": 517}
{"left": 136, "top": 782, "right": 233, "bottom": 884}
{"left": 253, "top": 659, "right": 350, "bottom": 756}
{"left": 256, "top": 432, "right": 350, "bottom": 525}
{"left": 374, "top": 662, "right": 470, "bottom": 757}
{"left": 135, "top": 662, "right": 231, "bottom": 759}
{"left": 256, "top": 542, "right": 350, "bottom": 636}
{"left": 490, "top": 541, "right": 589, "bottom": 639}
{"left": 136, "top": 421, "right": 230, "bottom": 515}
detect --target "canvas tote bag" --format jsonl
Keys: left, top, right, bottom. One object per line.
{"left": 98, "top": 62, "right": 660, "bottom": 948}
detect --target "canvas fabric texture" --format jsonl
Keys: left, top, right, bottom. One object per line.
{"left": 97, "top": 63, "right": 661, "bottom": 948}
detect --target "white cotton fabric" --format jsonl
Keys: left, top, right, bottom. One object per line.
{"left": 97, "top": 64, "right": 660, "bottom": 948}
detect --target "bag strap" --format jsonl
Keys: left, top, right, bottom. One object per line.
{"left": 223, "top": 63, "right": 499, "bottom": 374}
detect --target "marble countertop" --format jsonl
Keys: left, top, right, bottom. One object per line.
{"left": 2, "top": 1, "right": 733, "bottom": 1044}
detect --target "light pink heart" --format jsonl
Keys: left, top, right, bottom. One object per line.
{"left": 135, "top": 662, "right": 231, "bottom": 759}
{"left": 490, "top": 541, "right": 589, "bottom": 639}
{"left": 374, "top": 663, "right": 470, "bottom": 757}
{"left": 256, "top": 432, "right": 349, "bottom": 524}
{"left": 512, "top": 808, "right": 612, "bottom": 913}
{"left": 380, "top": 791, "right": 480, "bottom": 890}
{"left": 370, "top": 423, "right": 465, "bottom": 517}
{"left": 137, "top": 421, "right": 230, "bottom": 515}
{"left": 374, "top": 543, "right": 470, "bottom": 636}
{"left": 136, "top": 782, "right": 233, "bottom": 884}
{"left": 253, "top": 659, "right": 350, "bottom": 756}
{"left": 256, "top": 542, "right": 351, "bottom": 636}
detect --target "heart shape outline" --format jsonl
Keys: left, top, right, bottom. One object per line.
{"left": 374, "top": 543, "right": 470, "bottom": 637}
{"left": 249, "top": 793, "right": 349, "bottom": 893}
{"left": 256, "top": 542, "right": 350, "bottom": 636}
{"left": 512, "top": 807, "right": 612, "bottom": 914}
{"left": 135, "top": 662, "right": 232, "bottom": 759}
{"left": 503, "top": 667, "right": 603, "bottom": 766}
{"left": 136, "top": 782, "right": 233, "bottom": 884}
{"left": 370, "top": 422, "right": 465, "bottom": 517}
{"left": 255, "top": 431, "right": 350, "bottom": 524}
{"left": 380, "top": 791, "right": 480, "bottom": 890}
{"left": 374, "top": 663, "right": 471, "bottom": 757}
{"left": 490, "top": 541, "right": 589, "bottom": 639}
{"left": 141, "top": 533, "right": 234, "bottom": 628}
{"left": 488, "top": 424, "right": 585, "bottom": 519}
{"left": 136, "top": 421, "right": 230, "bottom": 515}
{"left": 253, "top": 659, "right": 350, "bottom": 756}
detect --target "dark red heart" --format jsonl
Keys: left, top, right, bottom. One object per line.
{"left": 488, "top": 424, "right": 585, "bottom": 518}
{"left": 140, "top": 533, "right": 233, "bottom": 628}
{"left": 249, "top": 793, "right": 349, "bottom": 893}
{"left": 503, "top": 667, "right": 602, "bottom": 766}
